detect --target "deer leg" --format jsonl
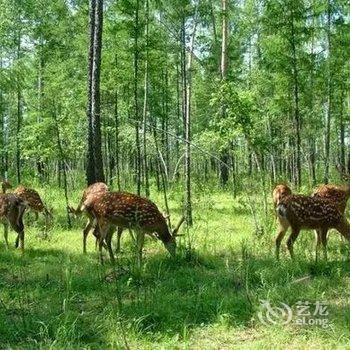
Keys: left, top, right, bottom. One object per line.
{"left": 275, "top": 218, "right": 290, "bottom": 259}
{"left": 105, "top": 226, "right": 115, "bottom": 264}
{"left": 34, "top": 211, "right": 39, "bottom": 221}
{"left": 315, "top": 229, "right": 322, "bottom": 263}
{"left": 320, "top": 229, "right": 328, "bottom": 261}
{"left": 14, "top": 229, "right": 24, "bottom": 253}
{"left": 43, "top": 211, "right": 49, "bottom": 237}
{"left": 3, "top": 222, "right": 9, "bottom": 249}
{"left": 92, "top": 223, "right": 108, "bottom": 251}
{"left": 98, "top": 220, "right": 108, "bottom": 264}
{"left": 115, "top": 227, "right": 123, "bottom": 253}
{"left": 135, "top": 229, "right": 145, "bottom": 269}
{"left": 83, "top": 219, "right": 93, "bottom": 254}
{"left": 286, "top": 227, "right": 300, "bottom": 259}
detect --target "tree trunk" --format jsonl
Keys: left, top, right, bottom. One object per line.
{"left": 91, "top": 0, "right": 105, "bottom": 182}
{"left": 86, "top": 0, "right": 105, "bottom": 185}
{"left": 219, "top": 0, "right": 230, "bottom": 187}
{"left": 290, "top": 6, "right": 301, "bottom": 188}
{"left": 323, "top": 0, "right": 332, "bottom": 184}
{"left": 114, "top": 66, "right": 121, "bottom": 191}
{"left": 134, "top": 0, "right": 141, "bottom": 195}
{"left": 142, "top": 0, "right": 150, "bottom": 197}
{"left": 16, "top": 30, "right": 22, "bottom": 184}
{"left": 53, "top": 106, "right": 71, "bottom": 229}
{"left": 86, "top": 0, "right": 96, "bottom": 184}
{"left": 183, "top": 6, "right": 198, "bottom": 227}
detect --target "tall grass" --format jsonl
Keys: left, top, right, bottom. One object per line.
{"left": 1, "top": 185, "right": 350, "bottom": 348}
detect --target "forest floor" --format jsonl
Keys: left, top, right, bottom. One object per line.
{"left": 1, "top": 186, "right": 350, "bottom": 349}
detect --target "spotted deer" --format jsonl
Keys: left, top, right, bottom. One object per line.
{"left": 83, "top": 191, "right": 184, "bottom": 265}
{"left": 272, "top": 184, "right": 292, "bottom": 208}
{"left": 13, "top": 186, "right": 52, "bottom": 231}
{"left": 67, "top": 182, "right": 122, "bottom": 253}
{"left": 0, "top": 193, "right": 27, "bottom": 251}
{"left": 275, "top": 194, "right": 350, "bottom": 261}
{"left": 312, "top": 166, "right": 350, "bottom": 214}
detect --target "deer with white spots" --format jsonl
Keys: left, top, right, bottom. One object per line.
{"left": 312, "top": 166, "right": 350, "bottom": 214}
{"left": 275, "top": 194, "right": 350, "bottom": 261}
{"left": 82, "top": 191, "right": 184, "bottom": 265}
{"left": 13, "top": 185, "right": 52, "bottom": 231}
{"left": 68, "top": 182, "right": 120, "bottom": 253}
{"left": 272, "top": 184, "right": 292, "bottom": 208}
{"left": 0, "top": 193, "right": 27, "bottom": 251}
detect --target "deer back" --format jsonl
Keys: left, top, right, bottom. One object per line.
{"left": 85, "top": 191, "right": 173, "bottom": 243}
{"left": 277, "top": 195, "right": 343, "bottom": 229}
{"left": 76, "top": 182, "right": 108, "bottom": 213}
{"left": 14, "top": 186, "right": 44, "bottom": 212}
{"left": 312, "top": 184, "right": 349, "bottom": 213}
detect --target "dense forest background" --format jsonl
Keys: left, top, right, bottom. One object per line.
{"left": 0, "top": 0, "right": 349, "bottom": 223}
{"left": 1, "top": 1, "right": 350, "bottom": 348}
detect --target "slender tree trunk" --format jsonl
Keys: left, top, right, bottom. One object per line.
{"left": 114, "top": 70, "right": 121, "bottom": 191}
{"left": 142, "top": 0, "right": 150, "bottom": 197}
{"left": 134, "top": 0, "right": 141, "bottom": 195}
{"left": 91, "top": 0, "right": 105, "bottom": 182}
{"left": 86, "top": 0, "right": 96, "bottom": 184}
{"left": 53, "top": 106, "right": 71, "bottom": 228}
{"left": 0, "top": 56, "right": 4, "bottom": 178}
{"left": 16, "top": 30, "right": 22, "bottom": 184}
{"left": 323, "top": 0, "right": 332, "bottom": 184}
{"left": 339, "top": 89, "right": 345, "bottom": 171}
{"left": 290, "top": 6, "right": 301, "bottom": 187}
{"left": 183, "top": 7, "right": 199, "bottom": 226}
{"left": 219, "top": 0, "right": 230, "bottom": 187}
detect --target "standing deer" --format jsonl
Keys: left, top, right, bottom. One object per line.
{"left": 68, "top": 182, "right": 121, "bottom": 253}
{"left": 0, "top": 193, "right": 27, "bottom": 251}
{"left": 83, "top": 191, "right": 184, "bottom": 265}
{"left": 275, "top": 194, "right": 350, "bottom": 261}
{"left": 272, "top": 184, "right": 292, "bottom": 208}
{"left": 312, "top": 166, "right": 350, "bottom": 214}
{"left": 13, "top": 185, "right": 52, "bottom": 231}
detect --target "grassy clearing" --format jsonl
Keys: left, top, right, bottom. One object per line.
{"left": 1, "top": 186, "right": 350, "bottom": 349}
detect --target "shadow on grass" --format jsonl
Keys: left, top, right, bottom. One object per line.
{"left": 1, "top": 244, "right": 350, "bottom": 346}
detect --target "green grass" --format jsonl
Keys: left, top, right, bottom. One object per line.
{"left": 1, "top": 186, "right": 350, "bottom": 349}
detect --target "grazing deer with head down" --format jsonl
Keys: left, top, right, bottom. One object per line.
{"left": 275, "top": 194, "right": 350, "bottom": 261}
{"left": 0, "top": 193, "right": 27, "bottom": 251}
{"left": 13, "top": 185, "right": 52, "bottom": 231}
{"left": 68, "top": 182, "right": 123, "bottom": 253}
{"left": 83, "top": 191, "right": 184, "bottom": 265}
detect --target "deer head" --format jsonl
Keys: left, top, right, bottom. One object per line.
{"left": 1, "top": 180, "right": 12, "bottom": 194}
{"left": 156, "top": 215, "right": 185, "bottom": 257}
{"left": 272, "top": 184, "right": 292, "bottom": 207}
